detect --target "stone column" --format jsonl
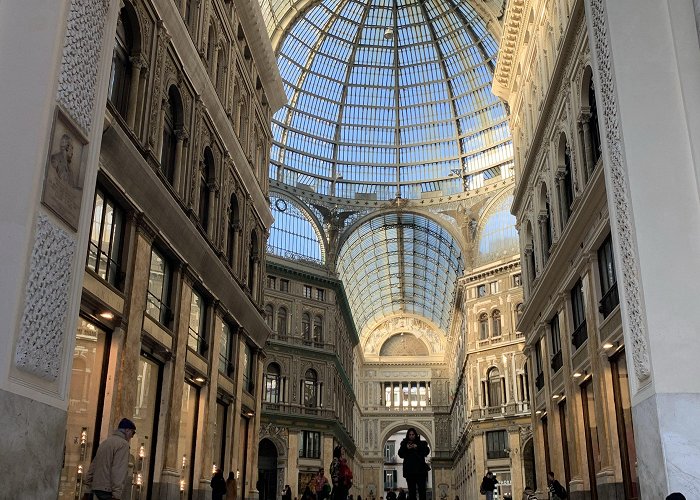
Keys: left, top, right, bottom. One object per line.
{"left": 0, "top": 0, "right": 119, "bottom": 497}
{"left": 585, "top": 0, "right": 700, "bottom": 497}
{"left": 173, "top": 129, "right": 187, "bottom": 193}
{"left": 207, "top": 182, "right": 217, "bottom": 239}
{"left": 127, "top": 55, "right": 145, "bottom": 129}
{"left": 578, "top": 109, "right": 594, "bottom": 180}
{"left": 555, "top": 171, "right": 568, "bottom": 227}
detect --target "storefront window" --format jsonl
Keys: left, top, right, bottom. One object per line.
{"left": 178, "top": 382, "right": 200, "bottom": 499}
{"left": 131, "top": 355, "right": 161, "bottom": 499}
{"left": 59, "top": 319, "right": 109, "bottom": 498}
{"left": 215, "top": 401, "right": 228, "bottom": 471}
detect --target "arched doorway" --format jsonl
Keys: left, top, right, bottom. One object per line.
{"left": 380, "top": 426, "right": 434, "bottom": 500}
{"left": 522, "top": 438, "right": 536, "bottom": 491}
{"left": 258, "top": 438, "right": 278, "bottom": 500}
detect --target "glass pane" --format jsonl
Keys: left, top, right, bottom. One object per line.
{"left": 132, "top": 356, "right": 160, "bottom": 499}
{"left": 178, "top": 383, "right": 199, "bottom": 496}
{"left": 59, "top": 319, "right": 107, "bottom": 498}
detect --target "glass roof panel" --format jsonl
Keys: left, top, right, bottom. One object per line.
{"left": 264, "top": 0, "right": 513, "bottom": 200}
{"left": 337, "top": 212, "right": 463, "bottom": 333}
{"left": 268, "top": 195, "right": 325, "bottom": 263}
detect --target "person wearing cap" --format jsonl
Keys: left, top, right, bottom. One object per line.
{"left": 83, "top": 418, "right": 136, "bottom": 500}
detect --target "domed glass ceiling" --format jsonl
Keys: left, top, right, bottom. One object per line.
{"left": 266, "top": 0, "right": 513, "bottom": 200}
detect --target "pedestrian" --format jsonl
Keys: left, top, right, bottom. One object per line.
{"left": 314, "top": 468, "right": 332, "bottom": 500}
{"left": 302, "top": 485, "right": 315, "bottom": 500}
{"left": 226, "top": 472, "right": 238, "bottom": 500}
{"left": 479, "top": 471, "right": 498, "bottom": 500}
{"left": 82, "top": 418, "right": 136, "bottom": 500}
{"left": 386, "top": 489, "right": 397, "bottom": 500}
{"left": 211, "top": 468, "right": 226, "bottom": 500}
{"left": 397, "top": 489, "right": 406, "bottom": 500}
{"left": 330, "top": 445, "right": 353, "bottom": 500}
{"left": 666, "top": 494, "right": 686, "bottom": 500}
{"left": 397, "top": 428, "right": 430, "bottom": 500}
{"left": 283, "top": 484, "right": 292, "bottom": 500}
{"left": 546, "top": 472, "right": 567, "bottom": 499}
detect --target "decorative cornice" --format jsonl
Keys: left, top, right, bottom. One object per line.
{"left": 493, "top": 0, "right": 525, "bottom": 100}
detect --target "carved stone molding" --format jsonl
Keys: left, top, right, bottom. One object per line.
{"left": 15, "top": 215, "right": 76, "bottom": 381}
{"left": 589, "top": 0, "right": 651, "bottom": 382}
{"left": 56, "top": 0, "right": 110, "bottom": 133}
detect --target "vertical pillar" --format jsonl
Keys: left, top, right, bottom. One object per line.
{"left": 126, "top": 55, "right": 145, "bottom": 129}
{"left": 579, "top": 110, "right": 594, "bottom": 180}
{"left": 173, "top": 129, "right": 186, "bottom": 193}
{"left": 0, "top": 0, "right": 119, "bottom": 497}
{"left": 585, "top": 0, "right": 700, "bottom": 497}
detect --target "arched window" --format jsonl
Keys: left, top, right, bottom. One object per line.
{"left": 560, "top": 138, "right": 574, "bottom": 224}
{"left": 313, "top": 315, "right": 323, "bottom": 344}
{"left": 199, "top": 148, "right": 214, "bottom": 231}
{"left": 479, "top": 313, "right": 489, "bottom": 340}
{"left": 264, "top": 304, "right": 274, "bottom": 329}
{"left": 161, "top": 86, "right": 181, "bottom": 184}
{"left": 515, "top": 303, "right": 524, "bottom": 326}
{"left": 227, "top": 194, "right": 240, "bottom": 268}
{"left": 248, "top": 230, "right": 258, "bottom": 292}
{"left": 276, "top": 307, "right": 287, "bottom": 336}
{"left": 303, "top": 369, "right": 318, "bottom": 407}
{"left": 207, "top": 24, "right": 217, "bottom": 73}
{"left": 491, "top": 310, "right": 502, "bottom": 337}
{"left": 301, "top": 313, "right": 311, "bottom": 342}
{"left": 264, "top": 363, "right": 281, "bottom": 403}
{"left": 488, "top": 367, "right": 503, "bottom": 407}
{"left": 108, "top": 7, "right": 133, "bottom": 117}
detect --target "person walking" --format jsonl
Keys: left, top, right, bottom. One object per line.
{"left": 282, "top": 484, "right": 292, "bottom": 500}
{"left": 546, "top": 472, "right": 567, "bottom": 499}
{"left": 226, "top": 472, "right": 238, "bottom": 500}
{"left": 82, "top": 418, "right": 136, "bottom": 500}
{"left": 397, "top": 428, "right": 430, "bottom": 500}
{"left": 330, "top": 445, "right": 353, "bottom": 500}
{"left": 479, "top": 472, "right": 498, "bottom": 500}
{"left": 397, "top": 488, "right": 406, "bottom": 500}
{"left": 314, "top": 468, "right": 332, "bottom": 500}
{"left": 211, "top": 468, "right": 226, "bottom": 500}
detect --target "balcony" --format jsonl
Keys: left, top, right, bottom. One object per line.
{"left": 599, "top": 283, "right": 619, "bottom": 318}
{"left": 571, "top": 320, "right": 588, "bottom": 350}
{"left": 550, "top": 350, "right": 563, "bottom": 372}
{"left": 535, "top": 372, "right": 544, "bottom": 391}
{"left": 268, "top": 332, "right": 333, "bottom": 352}
{"left": 470, "top": 401, "right": 531, "bottom": 420}
{"left": 262, "top": 401, "right": 336, "bottom": 419}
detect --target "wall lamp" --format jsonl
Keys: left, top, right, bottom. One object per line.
{"left": 603, "top": 341, "right": 620, "bottom": 350}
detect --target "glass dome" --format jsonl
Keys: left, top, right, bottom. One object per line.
{"left": 268, "top": 0, "right": 513, "bottom": 200}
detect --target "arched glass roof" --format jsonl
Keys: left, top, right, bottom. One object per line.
{"left": 268, "top": 194, "right": 325, "bottom": 263}
{"left": 337, "top": 212, "right": 463, "bottom": 333}
{"left": 475, "top": 192, "right": 519, "bottom": 266}
{"left": 267, "top": 0, "right": 512, "bottom": 200}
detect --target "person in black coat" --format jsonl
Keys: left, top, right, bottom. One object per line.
{"left": 397, "top": 428, "right": 430, "bottom": 500}
{"left": 211, "top": 468, "right": 226, "bottom": 500}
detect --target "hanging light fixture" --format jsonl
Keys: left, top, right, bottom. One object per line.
{"left": 384, "top": 26, "right": 394, "bottom": 39}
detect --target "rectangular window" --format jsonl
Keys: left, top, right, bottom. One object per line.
{"left": 87, "top": 188, "right": 124, "bottom": 288}
{"left": 146, "top": 248, "right": 172, "bottom": 326}
{"left": 178, "top": 382, "right": 199, "bottom": 498}
{"left": 535, "top": 338, "right": 544, "bottom": 391}
{"left": 512, "top": 273, "right": 522, "bottom": 287}
{"left": 384, "top": 440, "right": 396, "bottom": 462}
{"left": 571, "top": 279, "right": 587, "bottom": 349}
{"left": 267, "top": 276, "right": 276, "bottom": 289}
{"left": 214, "top": 401, "right": 228, "bottom": 471}
{"left": 550, "top": 314, "right": 563, "bottom": 372}
{"left": 219, "top": 322, "right": 234, "bottom": 377}
{"left": 486, "top": 430, "right": 509, "bottom": 459}
{"left": 489, "top": 281, "right": 499, "bottom": 294}
{"left": 279, "top": 279, "right": 290, "bottom": 292}
{"left": 242, "top": 344, "right": 254, "bottom": 394}
{"left": 316, "top": 288, "right": 325, "bottom": 301}
{"left": 299, "top": 430, "right": 321, "bottom": 459}
{"left": 598, "top": 235, "right": 619, "bottom": 318}
{"left": 188, "top": 290, "right": 207, "bottom": 355}
{"left": 477, "top": 284, "right": 487, "bottom": 297}
{"left": 303, "top": 285, "right": 312, "bottom": 298}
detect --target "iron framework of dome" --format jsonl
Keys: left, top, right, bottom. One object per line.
{"left": 264, "top": 0, "right": 513, "bottom": 201}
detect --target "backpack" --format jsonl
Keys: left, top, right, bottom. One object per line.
{"left": 555, "top": 482, "right": 568, "bottom": 499}
{"left": 339, "top": 461, "right": 353, "bottom": 489}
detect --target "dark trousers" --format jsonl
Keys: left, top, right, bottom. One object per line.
{"left": 332, "top": 486, "right": 348, "bottom": 500}
{"left": 91, "top": 491, "right": 113, "bottom": 500}
{"left": 406, "top": 474, "right": 427, "bottom": 500}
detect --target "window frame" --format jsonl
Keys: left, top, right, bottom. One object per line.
{"left": 146, "top": 246, "right": 173, "bottom": 327}
{"left": 87, "top": 187, "right": 125, "bottom": 289}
